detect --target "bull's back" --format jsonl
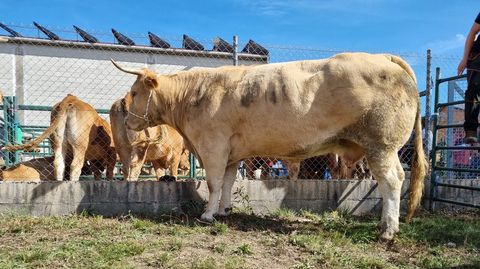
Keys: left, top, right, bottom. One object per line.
{"left": 214, "top": 53, "right": 418, "bottom": 158}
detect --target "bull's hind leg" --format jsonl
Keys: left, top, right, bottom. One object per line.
{"left": 52, "top": 127, "right": 66, "bottom": 181}
{"left": 366, "top": 150, "right": 405, "bottom": 240}
{"left": 53, "top": 146, "right": 66, "bottom": 181}
{"left": 218, "top": 163, "right": 238, "bottom": 216}
{"left": 70, "top": 145, "right": 88, "bottom": 181}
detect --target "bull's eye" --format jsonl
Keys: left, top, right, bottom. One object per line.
{"left": 132, "top": 92, "right": 136, "bottom": 98}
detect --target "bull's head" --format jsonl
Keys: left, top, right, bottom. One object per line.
{"left": 111, "top": 60, "right": 159, "bottom": 131}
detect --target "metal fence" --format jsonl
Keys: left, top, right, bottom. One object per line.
{"left": 429, "top": 69, "right": 480, "bottom": 209}
{"left": 0, "top": 22, "right": 455, "bottom": 181}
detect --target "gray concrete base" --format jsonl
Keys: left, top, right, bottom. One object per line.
{"left": 0, "top": 179, "right": 413, "bottom": 217}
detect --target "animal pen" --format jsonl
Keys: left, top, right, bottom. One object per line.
{"left": 0, "top": 22, "right": 477, "bottom": 213}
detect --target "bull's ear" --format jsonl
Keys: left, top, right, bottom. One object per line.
{"left": 143, "top": 73, "right": 159, "bottom": 89}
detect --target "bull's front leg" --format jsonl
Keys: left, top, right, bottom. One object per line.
{"left": 201, "top": 164, "right": 227, "bottom": 222}
{"left": 127, "top": 147, "right": 147, "bottom": 181}
{"left": 151, "top": 160, "right": 166, "bottom": 179}
{"left": 199, "top": 149, "right": 230, "bottom": 222}
{"left": 218, "top": 163, "right": 239, "bottom": 216}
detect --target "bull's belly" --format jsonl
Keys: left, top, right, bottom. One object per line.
{"left": 231, "top": 126, "right": 339, "bottom": 160}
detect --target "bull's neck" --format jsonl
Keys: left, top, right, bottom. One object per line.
{"left": 155, "top": 72, "right": 205, "bottom": 130}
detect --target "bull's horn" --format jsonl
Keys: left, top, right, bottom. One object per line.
{"left": 110, "top": 59, "right": 144, "bottom": 76}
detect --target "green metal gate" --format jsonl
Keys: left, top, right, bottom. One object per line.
{"left": 430, "top": 68, "right": 480, "bottom": 209}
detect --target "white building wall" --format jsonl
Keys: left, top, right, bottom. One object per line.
{"left": 0, "top": 42, "right": 263, "bottom": 126}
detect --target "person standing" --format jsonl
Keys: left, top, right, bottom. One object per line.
{"left": 459, "top": 12, "right": 480, "bottom": 144}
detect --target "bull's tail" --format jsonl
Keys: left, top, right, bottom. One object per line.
{"left": 406, "top": 103, "right": 428, "bottom": 222}
{"left": 2, "top": 105, "right": 66, "bottom": 152}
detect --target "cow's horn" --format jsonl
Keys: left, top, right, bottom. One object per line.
{"left": 110, "top": 59, "right": 144, "bottom": 76}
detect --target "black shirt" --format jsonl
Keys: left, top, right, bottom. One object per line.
{"left": 472, "top": 12, "right": 480, "bottom": 54}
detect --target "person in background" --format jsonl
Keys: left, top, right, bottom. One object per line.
{"left": 458, "top": 12, "right": 480, "bottom": 144}
{"left": 421, "top": 117, "right": 433, "bottom": 158}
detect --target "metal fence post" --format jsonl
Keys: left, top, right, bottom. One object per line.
{"left": 233, "top": 35, "right": 238, "bottom": 66}
{"left": 11, "top": 96, "right": 20, "bottom": 164}
{"left": 189, "top": 153, "right": 196, "bottom": 179}
{"left": 2, "top": 96, "right": 10, "bottom": 166}
{"left": 3, "top": 96, "right": 19, "bottom": 166}
{"left": 429, "top": 67, "right": 441, "bottom": 211}
{"left": 425, "top": 49, "right": 432, "bottom": 157}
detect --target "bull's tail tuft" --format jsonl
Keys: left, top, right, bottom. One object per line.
{"left": 406, "top": 103, "right": 428, "bottom": 222}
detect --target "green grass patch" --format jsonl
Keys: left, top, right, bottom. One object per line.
{"left": 210, "top": 221, "right": 228, "bottom": 235}
{"left": 212, "top": 243, "right": 227, "bottom": 254}
{"left": 399, "top": 215, "right": 480, "bottom": 248}
{"left": 191, "top": 257, "right": 218, "bottom": 269}
{"left": 233, "top": 243, "right": 253, "bottom": 256}
{"left": 272, "top": 208, "right": 297, "bottom": 221}
{"left": 0, "top": 211, "right": 478, "bottom": 268}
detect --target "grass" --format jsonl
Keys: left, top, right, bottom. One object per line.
{"left": 0, "top": 210, "right": 478, "bottom": 268}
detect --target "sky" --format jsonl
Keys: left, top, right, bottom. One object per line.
{"left": 0, "top": 0, "right": 476, "bottom": 55}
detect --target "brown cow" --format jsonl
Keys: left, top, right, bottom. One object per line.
{"left": 2, "top": 95, "right": 116, "bottom": 181}
{"left": 110, "top": 96, "right": 189, "bottom": 181}
{"left": 112, "top": 53, "right": 427, "bottom": 240}
{"left": 0, "top": 157, "right": 105, "bottom": 181}
{"left": 0, "top": 157, "right": 55, "bottom": 181}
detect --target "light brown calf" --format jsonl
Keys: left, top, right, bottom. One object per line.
{"left": 110, "top": 96, "right": 189, "bottom": 181}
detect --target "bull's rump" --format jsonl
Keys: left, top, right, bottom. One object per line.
{"left": 191, "top": 53, "right": 419, "bottom": 159}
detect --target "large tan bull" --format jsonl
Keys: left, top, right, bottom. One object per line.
{"left": 112, "top": 52, "right": 427, "bottom": 240}
{"left": 110, "top": 96, "right": 189, "bottom": 180}
{"left": 3, "top": 95, "right": 116, "bottom": 181}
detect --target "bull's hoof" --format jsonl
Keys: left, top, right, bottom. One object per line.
{"left": 200, "top": 212, "right": 215, "bottom": 223}
{"left": 217, "top": 207, "right": 233, "bottom": 217}
{"left": 377, "top": 220, "right": 387, "bottom": 231}
{"left": 379, "top": 231, "right": 395, "bottom": 242}
{"left": 378, "top": 225, "right": 398, "bottom": 242}
{"left": 159, "top": 175, "right": 176, "bottom": 182}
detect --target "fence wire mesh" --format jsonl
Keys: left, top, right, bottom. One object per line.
{"left": 0, "top": 23, "right": 453, "bottom": 181}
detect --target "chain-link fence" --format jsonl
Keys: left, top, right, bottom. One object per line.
{"left": 0, "top": 22, "right": 457, "bottom": 181}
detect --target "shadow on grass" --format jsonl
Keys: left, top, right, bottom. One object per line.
{"left": 81, "top": 200, "right": 480, "bottom": 251}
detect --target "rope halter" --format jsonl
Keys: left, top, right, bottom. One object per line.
{"left": 128, "top": 90, "right": 153, "bottom": 125}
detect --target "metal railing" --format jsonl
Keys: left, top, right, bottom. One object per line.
{"left": 430, "top": 68, "right": 480, "bottom": 209}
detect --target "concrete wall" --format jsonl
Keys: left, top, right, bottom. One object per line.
{"left": 0, "top": 179, "right": 412, "bottom": 217}
{"left": 0, "top": 177, "right": 478, "bottom": 217}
